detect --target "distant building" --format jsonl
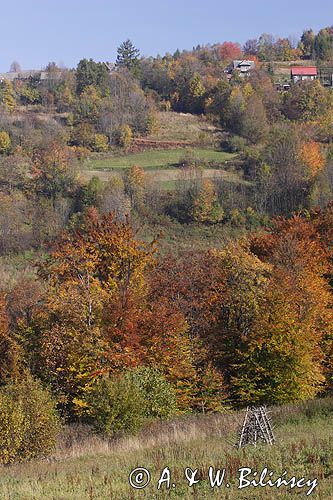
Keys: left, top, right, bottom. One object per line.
{"left": 233, "top": 60, "right": 255, "bottom": 74}
{"left": 318, "top": 67, "right": 333, "bottom": 87}
{"left": 0, "top": 70, "right": 48, "bottom": 83}
{"left": 290, "top": 66, "right": 317, "bottom": 82}
{"left": 224, "top": 60, "right": 255, "bottom": 77}
{"left": 275, "top": 82, "right": 291, "bottom": 92}
{"left": 103, "top": 62, "right": 116, "bottom": 73}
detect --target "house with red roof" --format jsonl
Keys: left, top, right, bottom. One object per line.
{"left": 291, "top": 66, "right": 317, "bottom": 83}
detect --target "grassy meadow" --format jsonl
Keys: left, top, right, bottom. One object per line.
{"left": 83, "top": 148, "right": 236, "bottom": 171}
{"left": 80, "top": 146, "right": 243, "bottom": 192}
{"left": 80, "top": 112, "right": 241, "bottom": 192}
{"left": 0, "top": 398, "right": 332, "bottom": 499}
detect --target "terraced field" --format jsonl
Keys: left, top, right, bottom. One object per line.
{"left": 80, "top": 148, "right": 245, "bottom": 189}
{"left": 83, "top": 148, "right": 236, "bottom": 171}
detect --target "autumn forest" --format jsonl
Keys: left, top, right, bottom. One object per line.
{"left": 0, "top": 23, "right": 332, "bottom": 480}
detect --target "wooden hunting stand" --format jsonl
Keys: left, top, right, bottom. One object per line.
{"left": 238, "top": 406, "right": 275, "bottom": 448}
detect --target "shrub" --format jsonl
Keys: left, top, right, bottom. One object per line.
{"left": 85, "top": 375, "right": 146, "bottom": 437}
{"left": 146, "top": 113, "right": 159, "bottom": 135}
{"left": 245, "top": 207, "right": 262, "bottom": 227}
{"left": 86, "top": 368, "right": 178, "bottom": 437}
{"left": 116, "top": 124, "right": 133, "bottom": 149}
{"left": 0, "top": 393, "right": 25, "bottom": 464}
{"left": 70, "top": 145, "right": 90, "bottom": 161}
{"left": 93, "top": 134, "right": 109, "bottom": 152}
{"left": 125, "top": 367, "right": 177, "bottom": 419}
{"left": 221, "top": 135, "right": 247, "bottom": 153}
{"left": 229, "top": 208, "right": 246, "bottom": 226}
{"left": 70, "top": 122, "right": 96, "bottom": 149}
{"left": 19, "top": 86, "right": 41, "bottom": 105}
{"left": 0, "top": 375, "right": 60, "bottom": 464}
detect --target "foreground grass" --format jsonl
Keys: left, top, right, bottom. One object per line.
{"left": 0, "top": 399, "right": 332, "bottom": 499}
{"left": 84, "top": 148, "right": 236, "bottom": 171}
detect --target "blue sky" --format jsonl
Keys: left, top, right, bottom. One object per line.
{"left": 0, "top": 0, "right": 331, "bottom": 71}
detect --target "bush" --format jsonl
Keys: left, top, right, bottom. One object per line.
{"left": 85, "top": 368, "right": 178, "bottom": 437}
{"left": 0, "top": 375, "right": 60, "bottom": 464}
{"left": 85, "top": 375, "right": 146, "bottom": 437}
{"left": 93, "top": 134, "right": 109, "bottom": 152}
{"left": 146, "top": 113, "right": 159, "bottom": 135}
{"left": 229, "top": 208, "right": 246, "bottom": 226}
{"left": 245, "top": 207, "right": 262, "bottom": 227}
{"left": 19, "top": 86, "right": 41, "bottom": 105}
{"left": 116, "top": 124, "right": 133, "bottom": 149}
{"left": 125, "top": 367, "right": 177, "bottom": 419}
{"left": 0, "top": 131, "right": 11, "bottom": 154}
{"left": 0, "top": 393, "right": 25, "bottom": 464}
{"left": 70, "top": 123, "right": 96, "bottom": 149}
{"left": 221, "top": 135, "right": 247, "bottom": 153}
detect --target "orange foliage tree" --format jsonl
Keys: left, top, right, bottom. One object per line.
{"left": 151, "top": 251, "right": 230, "bottom": 412}
{"left": 299, "top": 141, "right": 325, "bottom": 177}
{"left": 217, "top": 42, "right": 242, "bottom": 62}
{"left": 31, "top": 210, "right": 195, "bottom": 412}
{"left": 249, "top": 215, "right": 333, "bottom": 400}
{"left": 153, "top": 213, "right": 333, "bottom": 407}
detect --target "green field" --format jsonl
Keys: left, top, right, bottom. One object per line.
{"left": 0, "top": 399, "right": 332, "bottom": 499}
{"left": 84, "top": 148, "right": 236, "bottom": 171}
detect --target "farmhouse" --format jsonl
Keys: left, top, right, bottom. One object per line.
{"left": 0, "top": 70, "right": 48, "bottom": 83}
{"left": 290, "top": 66, "right": 317, "bottom": 82}
{"left": 225, "top": 60, "right": 255, "bottom": 77}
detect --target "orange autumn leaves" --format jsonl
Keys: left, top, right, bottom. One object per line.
{"left": 7, "top": 207, "right": 333, "bottom": 412}
{"left": 299, "top": 141, "right": 325, "bottom": 177}
{"left": 34, "top": 210, "right": 194, "bottom": 411}
{"left": 247, "top": 217, "right": 332, "bottom": 403}
{"left": 152, "top": 213, "right": 333, "bottom": 407}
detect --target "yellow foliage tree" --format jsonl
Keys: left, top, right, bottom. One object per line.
{"left": 0, "top": 80, "right": 16, "bottom": 110}
{"left": 118, "top": 124, "right": 133, "bottom": 150}
{"left": 192, "top": 179, "right": 224, "bottom": 223}
{"left": 0, "top": 131, "right": 11, "bottom": 154}
{"left": 124, "top": 165, "right": 145, "bottom": 210}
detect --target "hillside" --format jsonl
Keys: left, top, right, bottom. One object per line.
{"left": 0, "top": 398, "right": 331, "bottom": 499}
{"left": 0, "top": 16, "right": 333, "bottom": 500}
{"left": 148, "top": 111, "right": 222, "bottom": 144}
{"left": 81, "top": 112, "right": 242, "bottom": 189}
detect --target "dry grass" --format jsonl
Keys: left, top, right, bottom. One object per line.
{"left": 0, "top": 398, "right": 332, "bottom": 499}
{"left": 55, "top": 412, "right": 240, "bottom": 461}
{"left": 80, "top": 167, "right": 246, "bottom": 189}
{"left": 149, "top": 112, "right": 221, "bottom": 144}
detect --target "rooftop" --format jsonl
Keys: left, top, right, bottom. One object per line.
{"left": 291, "top": 66, "right": 317, "bottom": 76}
